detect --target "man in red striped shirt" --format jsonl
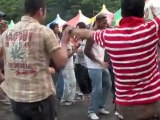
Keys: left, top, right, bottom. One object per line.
{"left": 63, "top": 0, "right": 160, "bottom": 119}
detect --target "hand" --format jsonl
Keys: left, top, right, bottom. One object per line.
{"left": 99, "top": 61, "right": 109, "bottom": 69}
{"left": 48, "top": 67, "right": 55, "bottom": 74}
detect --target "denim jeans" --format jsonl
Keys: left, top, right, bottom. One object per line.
{"left": 61, "top": 68, "right": 76, "bottom": 102}
{"left": 10, "top": 95, "right": 56, "bottom": 120}
{"left": 88, "top": 68, "right": 112, "bottom": 113}
{"left": 52, "top": 71, "right": 64, "bottom": 100}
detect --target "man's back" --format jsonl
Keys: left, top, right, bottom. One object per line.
{"left": 94, "top": 17, "right": 160, "bottom": 105}
{"left": 0, "top": 16, "right": 60, "bottom": 102}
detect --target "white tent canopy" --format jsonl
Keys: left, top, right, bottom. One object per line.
{"left": 47, "top": 14, "right": 66, "bottom": 27}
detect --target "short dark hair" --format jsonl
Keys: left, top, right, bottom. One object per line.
{"left": 121, "top": 0, "right": 145, "bottom": 18}
{"left": 76, "top": 22, "right": 86, "bottom": 28}
{"left": 49, "top": 22, "right": 58, "bottom": 29}
{"left": 24, "top": 0, "right": 45, "bottom": 16}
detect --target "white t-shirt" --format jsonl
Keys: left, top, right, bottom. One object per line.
{"left": 64, "top": 42, "right": 74, "bottom": 69}
{"left": 84, "top": 42, "right": 105, "bottom": 69}
{"left": 74, "top": 40, "right": 87, "bottom": 67}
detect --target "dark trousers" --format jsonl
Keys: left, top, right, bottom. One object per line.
{"left": 108, "top": 67, "right": 115, "bottom": 101}
{"left": 74, "top": 64, "right": 92, "bottom": 94}
{"left": 0, "top": 88, "right": 14, "bottom": 120}
{"left": 10, "top": 95, "right": 56, "bottom": 120}
{"left": 117, "top": 101, "right": 160, "bottom": 120}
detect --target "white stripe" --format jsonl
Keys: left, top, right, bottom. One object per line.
{"left": 115, "top": 81, "right": 135, "bottom": 87}
{"left": 113, "top": 53, "right": 157, "bottom": 70}
{"left": 116, "top": 93, "right": 160, "bottom": 103}
{"left": 116, "top": 77, "right": 160, "bottom": 92}
{"left": 115, "top": 68, "right": 159, "bottom": 83}
{"left": 110, "top": 48, "right": 157, "bottom": 64}
{"left": 152, "top": 19, "right": 159, "bottom": 35}
{"left": 113, "top": 62, "right": 157, "bottom": 76}
{"left": 95, "top": 31, "right": 103, "bottom": 47}
{"left": 108, "top": 44, "right": 157, "bottom": 58}
{"left": 116, "top": 86, "right": 160, "bottom": 98}
{"left": 104, "top": 38, "right": 159, "bottom": 51}
{"left": 115, "top": 72, "right": 159, "bottom": 87}
{"left": 105, "top": 24, "right": 155, "bottom": 37}
{"left": 104, "top": 32, "right": 157, "bottom": 44}
{"left": 109, "top": 20, "right": 154, "bottom": 31}
{"left": 99, "top": 31, "right": 104, "bottom": 47}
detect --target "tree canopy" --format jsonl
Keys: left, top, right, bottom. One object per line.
{"left": 0, "top": 0, "right": 121, "bottom": 24}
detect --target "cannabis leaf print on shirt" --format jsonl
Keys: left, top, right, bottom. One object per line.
{"left": 10, "top": 42, "right": 25, "bottom": 60}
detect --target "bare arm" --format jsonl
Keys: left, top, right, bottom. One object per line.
{"left": 84, "top": 39, "right": 101, "bottom": 64}
{"left": 51, "top": 42, "right": 68, "bottom": 69}
{"left": 63, "top": 26, "right": 107, "bottom": 50}
{"left": 45, "top": 28, "right": 68, "bottom": 69}
{"left": 69, "top": 28, "right": 94, "bottom": 40}
{"left": 0, "top": 47, "right": 3, "bottom": 58}
{"left": 84, "top": 39, "right": 109, "bottom": 68}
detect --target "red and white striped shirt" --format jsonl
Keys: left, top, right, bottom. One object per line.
{"left": 92, "top": 17, "right": 160, "bottom": 105}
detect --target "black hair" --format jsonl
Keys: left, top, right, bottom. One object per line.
{"left": 49, "top": 22, "right": 58, "bottom": 29}
{"left": 76, "top": 22, "right": 86, "bottom": 28}
{"left": 121, "top": 0, "right": 145, "bottom": 18}
{"left": 24, "top": 0, "right": 45, "bottom": 16}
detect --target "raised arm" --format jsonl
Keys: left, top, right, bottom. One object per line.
{"left": 69, "top": 28, "right": 94, "bottom": 40}
{"left": 64, "top": 26, "right": 107, "bottom": 49}
{"left": 84, "top": 39, "right": 99, "bottom": 63}
{"left": 44, "top": 28, "right": 68, "bottom": 69}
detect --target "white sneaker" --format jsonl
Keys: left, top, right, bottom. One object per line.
{"left": 115, "top": 111, "right": 123, "bottom": 119}
{"left": 61, "top": 101, "right": 74, "bottom": 106}
{"left": 98, "top": 108, "right": 110, "bottom": 115}
{"left": 88, "top": 113, "right": 99, "bottom": 120}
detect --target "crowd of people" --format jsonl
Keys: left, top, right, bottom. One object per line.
{"left": 49, "top": 15, "right": 113, "bottom": 120}
{"left": 0, "top": 0, "right": 160, "bottom": 120}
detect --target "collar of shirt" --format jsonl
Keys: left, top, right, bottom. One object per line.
{"left": 119, "top": 16, "right": 145, "bottom": 27}
{"left": 21, "top": 16, "right": 40, "bottom": 24}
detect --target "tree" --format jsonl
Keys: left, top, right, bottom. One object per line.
{"left": 0, "top": 0, "right": 121, "bottom": 24}
{"left": 0, "top": 0, "right": 23, "bottom": 22}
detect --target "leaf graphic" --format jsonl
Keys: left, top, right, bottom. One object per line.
{"left": 10, "top": 42, "right": 26, "bottom": 60}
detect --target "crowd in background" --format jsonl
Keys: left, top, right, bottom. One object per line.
{"left": 0, "top": 0, "right": 160, "bottom": 120}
